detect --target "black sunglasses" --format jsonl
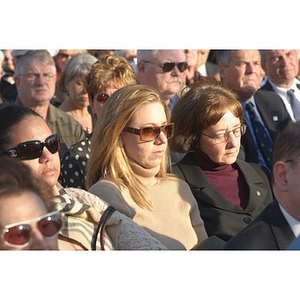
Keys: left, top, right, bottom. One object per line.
{"left": 123, "top": 123, "right": 175, "bottom": 142}
{"left": 1, "top": 134, "right": 60, "bottom": 160}
{"left": 95, "top": 93, "right": 110, "bottom": 104}
{"left": 144, "top": 61, "right": 188, "bottom": 73}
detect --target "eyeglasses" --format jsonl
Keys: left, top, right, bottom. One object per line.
{"left": 94, "top": 93, "right": 110, "bottom": 104}
{"left": 21, "top": 73, "right": 55, "bottom": 82}
{"left": 201, "top": 124, "right": 247, "bottom": 144}
{"left": 143, "top": 61, "right": 188, "bottom": 73}
{"left": 1, "top": 134, "right": 60, "bottom": 160}
{"left": 123, "top": 123, "right": 175, "bottom": 142}
{"left": 1, "top": 211, "right": 62, "bottom": 248}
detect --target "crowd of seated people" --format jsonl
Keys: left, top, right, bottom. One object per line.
{"left": 1, "top": 48, "right": 300, "bottom": 251}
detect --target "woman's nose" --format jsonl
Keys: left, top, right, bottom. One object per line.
{"left": 29, "top": 228, "right": 49, "bottom": 250}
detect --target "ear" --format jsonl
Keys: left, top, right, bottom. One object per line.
{"left": 273, "top": 161, "right": 289, "bottom": 192}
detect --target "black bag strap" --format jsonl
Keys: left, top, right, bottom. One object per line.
{"left": 91, "top": 206, "right": 116, "bottom": 250}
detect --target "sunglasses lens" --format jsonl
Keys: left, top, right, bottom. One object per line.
{"left": 96, "top": 93, "right": 109, "bottom": 103}
{"left": 141, "top": 127, "right": 160, "bottom": 141}
{"left": 37, "top": 213, "right": 62, "bottom": 238}
{"left": 164, "top": 124, "right": 175, "bottom": 139}
{"left": 45, "top": 135, "right": 59, "bottom": 154}
{"left": 161, "top": 62, "right": 175, "bottom": 73}
{"left": 177, "top": 62, "right": 188, "bottom": 72}
{"left": 18, "top": 142, "right": 43, "bottom": 160}
{"left": 4, "top": 224, "right": 31, "bottom": 246}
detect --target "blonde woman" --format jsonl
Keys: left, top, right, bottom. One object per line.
{"left": 86, "top": 84, "right": 207, "bottom": 250}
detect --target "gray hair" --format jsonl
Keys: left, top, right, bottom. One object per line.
{"left": 15, "top": 50, "right": 56, "bottom": 76}
{"left": 57, "top": 53, "right": 97, "bottom": 92}
{"left": 136, "top": 50, "right": 160, "bottom": 63}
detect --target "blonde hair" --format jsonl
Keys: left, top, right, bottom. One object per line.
{"left": 85, "top": 54, "right": 137, "bottom": 102}
{"left": 86, "top": 84, "right": 171, "bottom": 210}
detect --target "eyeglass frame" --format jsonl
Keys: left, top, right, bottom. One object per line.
{"left": 18, "top": 72, "right": 56, "bottom": 82}
{"left": 123, "top": 123, "right": 175, "bottom": 142}
{"left": 1, "top": 211, "right": 63, "bottom": 248}
{"left": 0, "top": 133, "right": 60, "bottom": 160}
{"left": 201, "top": 124, "right": 247, "bottom": 144}
{"left": 143, "top": 61, "right": 188, "bottom": 73}
{"left": 94, "top": 92, "right": 110, "bottom": 104}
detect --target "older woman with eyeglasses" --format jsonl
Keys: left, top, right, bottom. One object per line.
{"left": 0, "top": 157, "right": 62, "bottom": 250}
{"left": 86, "top": 84, "right": 208, "bottom": 250}
{"left": 169, "top": 82, "right": 274, "bottom": 243}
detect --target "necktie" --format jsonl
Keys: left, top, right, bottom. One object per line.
{"left": 245, "top": 102, "right": 273, "bottom": 169}
{"left": 287, "top": 89, "right": 300, "bottom": 120}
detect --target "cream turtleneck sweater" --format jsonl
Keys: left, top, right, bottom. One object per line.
{"left": 88, "top": 162, "right": 207, "bottom": 250}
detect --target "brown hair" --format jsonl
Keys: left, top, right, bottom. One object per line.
{"left": 170, "top": 82, "right": 244, "bottom": 153}
{"left": 0, "top": 157, "right": 55, "bottom": 211}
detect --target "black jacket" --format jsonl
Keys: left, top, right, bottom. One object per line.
{"left": 224, "top": 201, "right": 295, "bottom": 250}
{"left": 172, "top": 153, "right": 274, "bottom": 242}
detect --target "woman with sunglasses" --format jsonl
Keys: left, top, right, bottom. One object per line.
{"left": 169, "top": 82, "right": 274, "bottom": 243}
{"left": 59, "top": 54, "right": 137, "bottom": 190}
{"left": 86, "top": 84, "right": 208, "bottom": 250}
{"left": 0, "top": 157, "right": 62, "bottom": 250}
{"left": 0, "top": 105, "right": 169, "bottom": 250}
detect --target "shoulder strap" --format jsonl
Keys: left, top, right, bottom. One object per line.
{"left": 91, "top": 206, "right": 116, "bottom": 250}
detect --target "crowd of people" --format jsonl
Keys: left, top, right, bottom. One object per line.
{"left": 0, "top": 48, "right": 300, "bottom": 251}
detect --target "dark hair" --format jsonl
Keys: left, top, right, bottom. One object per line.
{"left": 273, "top": 121, "right": 300, "bottom": 166}
{"left": 0, "top": 156, "right": 55, "bottom": 211}
{"left": 0, "top": 106, "right": 42, "bottom": 152}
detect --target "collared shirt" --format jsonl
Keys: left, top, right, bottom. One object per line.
{"left": 241, "top": 96, "right": 272, "bottom": 173}
{"left": 268, "top": 78, "right": 300, "bottom": 121}
{"left": 279, "top": 203, "right": 300, "bottom": 237}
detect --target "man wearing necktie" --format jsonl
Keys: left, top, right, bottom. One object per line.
{"left": 260, "top": 50, "right": 300, "bottom": 122}
{"left": 218, "top": 50, "right": 292, "bottom": 176}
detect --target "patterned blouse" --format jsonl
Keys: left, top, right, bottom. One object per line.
{"left": 59, "top": 137, "right": 91, "bottom": 190}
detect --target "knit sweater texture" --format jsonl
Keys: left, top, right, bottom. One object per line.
{"left": 88, "top": 162, "right": 208, "bottom": 250}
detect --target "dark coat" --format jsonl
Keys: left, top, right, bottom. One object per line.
{"left": 241, "top": 86, "right": 292, "bottom": 166}
{"left": 224, "top": 201, "right": 295, "bottom": 250}
{"left": 172, "top": 153, "right": 274, "bottom": 242}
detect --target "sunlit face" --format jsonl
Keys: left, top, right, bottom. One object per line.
{"left": 138, "top": 50, "right": 186, "bottom": 104}
{"left": 15, "top": 58, "right": 56, "bottom": 106}
{"left": 200, "top": 110, "right": 241, "bottom": 165}
{"left": 56, "top": 50, "right": 75, "bottom": 71}
{"left": 122, "top": 102, "right": 168, "bottom": 169}
{"left": 220, "top": 50, "right": 263, "bottom": 101}
{"left": 198, "top": 50, "right": 210, "bottom": 67}
{"left": 263, "top": 50, "right": 299, "bottom": 88}
{"left": 185, "top": 50, "right": 199, "bottom": 68}
{"left": 5, "top": 116, "right": 60, "bottom": 189}
{"left": 3, "top": 50, "right": 15, "bottom": 72}
{"left": 66, "top": 76, "right": 89, "bottom": 109}
{"left": 0, "top": 191, "right": 59, "bottom": 250}
{"left": 90, "top": 83, "right": 122, "bottom": 117}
